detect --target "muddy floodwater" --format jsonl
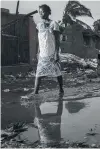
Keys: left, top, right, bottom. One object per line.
{"left": 1, "top": 73, "right": 100, "bottom": 148}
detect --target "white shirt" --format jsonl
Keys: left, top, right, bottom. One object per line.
{"left": 37, "top": 20, "right": 59, "bottom": 57}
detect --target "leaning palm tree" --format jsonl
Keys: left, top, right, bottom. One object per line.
{"left": 62, "top": 0, "right": 93, "bottom": 29}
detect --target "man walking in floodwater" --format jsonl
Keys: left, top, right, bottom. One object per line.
{"left": 34, "top": 4, "right": 64, "bottom": 95}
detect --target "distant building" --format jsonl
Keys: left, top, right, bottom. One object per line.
{"left": 60, "top": 23, "right": 100, "bottom": 58}
{"left": 1, "top": 8, "right": 37, "bottom": 66}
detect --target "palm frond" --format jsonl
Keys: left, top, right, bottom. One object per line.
{"left": 76, "top": 19, "right": 92, "bottom": 29}
{"left": 63, "top": 0, "right": 93, "bottom": 19}
{"left": 62, "top": 14, "right": 74, "bottom": 25}
{"left": 69, "top": 6, "right": 93, "bottom": 18}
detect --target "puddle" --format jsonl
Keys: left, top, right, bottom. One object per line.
{"left": 18, "top": 126, "right": 39, "bottom": 144}
{"left": 2, "top": 95, "right": 100, "bottom": 147}
{"left": 32, "top": 96, "right": 100, "bottom": 147}
{"left": 1, "top": 78, "right": 100, "bottom": 147}
{"left": 61, "top": 97, "right": 100, "bottom": 145}
{"left": 1, "top": 91, "right": 35, "bottom": 129}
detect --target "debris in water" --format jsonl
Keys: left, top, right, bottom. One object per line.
{"left": 23, "top": 88, "right": 29, "bottom": 91}
{"left": 21, "top": 96, "right": 29, "bottom": 99}
{"left": 3, "top": 89, "right": 10, "bottom": 92}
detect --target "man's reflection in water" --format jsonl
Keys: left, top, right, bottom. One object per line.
{"left": 34, "top": 95, "right": 63, "bottom": 147}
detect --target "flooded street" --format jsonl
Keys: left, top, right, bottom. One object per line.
{"left": 1, "top": 72, "right": 100, "bottom": 148}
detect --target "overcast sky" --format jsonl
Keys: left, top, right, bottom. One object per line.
{"left": 1, "top": 1, "right": 100, "bottom": 28}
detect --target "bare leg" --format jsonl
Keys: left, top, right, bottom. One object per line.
{"left": 34, "top": 77, "right": 42, "bottom": 94}
{"left": 57, "top": 75, "right": 64, "bottom": 94}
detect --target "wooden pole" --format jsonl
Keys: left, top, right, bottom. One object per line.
{"left": 15, "top": 0, "right": 20, "bottom": 63}
{"left": 16, "top": 0, "right": 20, "bottom": 15}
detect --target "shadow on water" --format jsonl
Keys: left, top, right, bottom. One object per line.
{"left": 65, "top": 101, "right": 85, "bottom": 113}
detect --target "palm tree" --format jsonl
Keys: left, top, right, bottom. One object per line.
{"left": 62, "top": 0, "right": 93, "bottom": 29}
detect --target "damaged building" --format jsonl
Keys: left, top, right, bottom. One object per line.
{"left": 1, "top": 8, "right": 37, "bottom": 66}
{"left": 60, "top": 22, "right": 100, "bottom": 58}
